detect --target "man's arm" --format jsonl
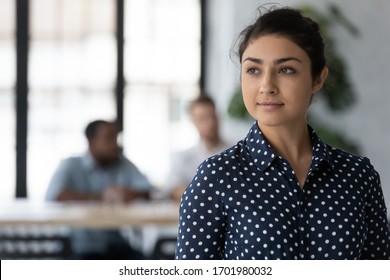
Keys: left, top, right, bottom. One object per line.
{"left": 169, "top": 184, "right": 187, "bottom": 201}
{"left": 116, "top": 156, "right": 154, "bottom": 201}
{"left": 55, "top": 185, "right": 150, "bottom": 203}
{"left": 56, "top": 189, "right": 99, "bottom": 201}
{"left": 102, "top": 185, "right": 150, "bottom": 203}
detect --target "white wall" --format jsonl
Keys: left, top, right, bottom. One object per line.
{"left": 204, "top": 0, "right": 390, "bottom": 217}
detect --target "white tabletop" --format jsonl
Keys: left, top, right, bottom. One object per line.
{"left": 0, "top": 199, "right": 180, "bottom": 229}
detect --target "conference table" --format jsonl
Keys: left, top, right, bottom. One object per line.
{"left": 0, "top": 199, "right": 180, "bottom": 258}
{"left": 0, "top": 199, "right": 180, "bottom": 228}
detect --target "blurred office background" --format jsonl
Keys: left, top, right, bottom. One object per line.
{"left": 1, "top": 0, "right": 389, "bottom": 218}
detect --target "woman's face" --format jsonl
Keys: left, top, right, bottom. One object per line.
{"left": 241, "top": 35, "right": 327, "bottom": 129}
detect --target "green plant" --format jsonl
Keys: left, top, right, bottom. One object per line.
{"left": 227, "top": 4, "right": 360, "bottom": 154}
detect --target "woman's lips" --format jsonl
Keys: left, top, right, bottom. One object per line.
{"left": 257, "top": 102, "right": 284, "bottom": 110}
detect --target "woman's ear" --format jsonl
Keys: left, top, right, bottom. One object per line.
{"left": 312, "top": 67, "right": 329, "bottom": 93}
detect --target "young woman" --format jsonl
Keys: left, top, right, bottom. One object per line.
{"left": 175, "top": 6, "right": 390, "bottom": 260}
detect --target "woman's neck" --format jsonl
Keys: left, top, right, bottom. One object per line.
{"left": 259, "top": 122, "right": 313, "bottom": 188}
{"left": 258, "top": 122, "right": 312, "bottom": 163}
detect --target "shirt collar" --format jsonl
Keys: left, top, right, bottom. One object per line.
{"left": 244, "top": 122, "right": 334, "bottom": 172}
{"left": 81, "top": 151, "right": 98, "bottom": 170}
{"left": 309, "top": 126, "right": 334, "bottom": 171}
{"left": 244, "top": 123, "right": 277, "bottom": 172}
{"left": 81, "top": 151, "right": 124, "bottom": 171}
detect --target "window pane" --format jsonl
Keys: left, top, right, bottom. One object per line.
{"left": 0, "top": 0, "right": 15, "bottom": 201}
{"left": 123, "top": 0, "right": 201, "bottom": 186}
{"left": 125, "top": 0, "right": 200, "bottom": 84}
{"left": 28, "top": 0, "right": 116, "bottom": 200}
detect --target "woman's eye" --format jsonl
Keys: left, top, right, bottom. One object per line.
{"left": 279, "top": 67, "right": 295, "bottom": 74}
{"left": 247, "top": 68, "right": 259, "bottom": 74}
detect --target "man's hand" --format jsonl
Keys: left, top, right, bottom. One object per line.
{"left": 102, "top": 185, "right": 149, "bottom": 203}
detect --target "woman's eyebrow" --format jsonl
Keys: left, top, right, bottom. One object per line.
{"left": 274, "top": 57, "right": 303, "bottom": 64}
{"left": 242, "top": 57, "right": 302, "bottom": 64}
{"left": 242, "top": 57, "right": 262, "bottom": 64}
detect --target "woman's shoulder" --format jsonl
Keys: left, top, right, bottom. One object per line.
{"left": 184, "top": 141, "right": 246, "bottom": 199}
{"left": 327, "top": 145, "right": 376, "bottom": 173}
{"left": 187, "top": 140, "right": 246, "bottom": 184}
{"left": 200, "top": 140, "right": 246, "bottom": 167}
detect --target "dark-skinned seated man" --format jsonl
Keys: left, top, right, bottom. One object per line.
{"left": 45, "top": 120, "right": 154, "bottom": 259}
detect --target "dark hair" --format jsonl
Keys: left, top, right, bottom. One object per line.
{"left": 85, "top": 120, "right": 110, "bottom": 141}
{"left": 236, "top": 6, "right": 326, "bottom": 79}
{"left": 189, "top": 94, "right": 216, "bottom": 112}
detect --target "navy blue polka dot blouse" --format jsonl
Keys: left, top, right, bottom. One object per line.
{"left": 175, "top": 122, "right": 390, "bottom": 260}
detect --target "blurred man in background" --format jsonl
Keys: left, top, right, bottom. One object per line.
{"left": 165, "top": 95, "right": 231, "bottom": 201}
{"left": 46, "top": 120, "right": 154, "bottom": 259}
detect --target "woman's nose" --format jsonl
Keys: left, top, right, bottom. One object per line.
{"left": 258, "top": 72, "right": 277, "bottom": 95}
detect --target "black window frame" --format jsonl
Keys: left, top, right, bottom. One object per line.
{"left": 14, "top": 0, "right": 206, "bottom": 198}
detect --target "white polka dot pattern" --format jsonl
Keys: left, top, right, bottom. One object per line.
{"left": 175, "top": 123, "right": 390, "bottom": 260}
